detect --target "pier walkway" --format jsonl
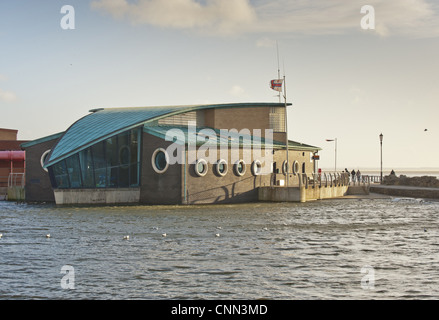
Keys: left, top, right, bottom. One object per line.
{"left": 369, "top": 184, "right": 439, "bottom": 200}
{"left": 259, "top": 173, "right": 439, "bottom": 202}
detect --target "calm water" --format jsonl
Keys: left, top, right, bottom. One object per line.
{"left": 0, "top": 198, "right": 438, "bottom": 300}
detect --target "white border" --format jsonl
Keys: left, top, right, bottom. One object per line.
{"left": 215, "top": 159, "right": 228, "bottom": 177}
{"left": 251, "top": 160, "right": 262, "bottom": 176}
{"left": 195, "top": 159, "right": 208, "bottom": 177}
{"left": 151, "top": 148, "right": 169, "bottom": 174}
{"left": 234, "top": 159, "right": 246, "bottom": 176}
{"left": 40, "top": 150, "right": 51, "bottom": 172}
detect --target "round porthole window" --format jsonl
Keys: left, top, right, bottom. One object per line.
{"left": 215, "top": 159, "right": 228, "bottom": 177}
{"left": 292, "top": 161, "right": 300, "bottom": 175}
{"left": 251, "top": 160, "right": 262, "bottom": 176}
{"left": 195, "top": 159, "right": 208, "bottom": 177}
{"left": 152, "top": 148, "right": 169, "bottom": 174}
{"left": 40, "top": 150, "right": 51, "bottom": 172}
{"left": 234, "top": 160, "right": 246, "bottom": 176}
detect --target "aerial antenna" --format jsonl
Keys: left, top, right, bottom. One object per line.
{"left": 276, "top": 41, "right": 281, "bottom": 103}
{"left": 282, "top": 54, "right": 290, "bottom": 187}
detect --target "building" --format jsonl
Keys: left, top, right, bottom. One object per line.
{"left": 0, "top": 128, "right": 28, "bottom": 200}
{"left": 24, "top": 103, "right": 321, "bottom": 205}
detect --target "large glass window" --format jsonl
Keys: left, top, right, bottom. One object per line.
{"left": 79, "top": 148, "right": 95, "bottom": 188}
{"left": 66, "top": 154, "right": 82, "bottom": 188}
{"left": 129, "top": 130, "right": 139, "bottom": 187}
{"left": 106, "top": 135, "right": 119, "bottom": 188}
{"left": 49, "top": 128, "right": 142, "bottom": 189}
{"left": 52, "top": 160, "right": 69, "bottom": 189}
{"left": 118, "top": 131, "right": 130, "bottom": 188}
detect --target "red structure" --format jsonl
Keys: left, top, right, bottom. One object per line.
{"left": 0, "top": 129, "right": 28, "bottom": 189}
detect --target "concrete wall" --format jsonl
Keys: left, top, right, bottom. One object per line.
{"left": 203, "top": 107, "right": 274, "bottom": 139}
{"left": 258, "top": 186, "right": 302, "bottom": 202}
{"left": 184, "top": 147, "right": 272, "bottom": 204}
{"left": 54, "top": 188, "right": 140, "bottom": 205}
{"left": 140, "top": 132, "right": 182, "bottom": 205}
{"left": 24, "top": 138, "right": 59, "bottom": 202}
{"left": 7, "top": 187, "right": 25, "bottom": 201}
{"left": 370, "top": 185, "right": 439, "bottom": 199}
{"left": 272, "top": 149, "right": 315, "bottom": 186}
{"left": 258, "top": 185, "right": 349, "bottom": 203}
{"left": 0, "top": 129, "right": 18, "bottom": 140}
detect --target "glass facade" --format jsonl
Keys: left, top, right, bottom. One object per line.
{"left": 49, "top": 128, "right": 141, "bottom": 189}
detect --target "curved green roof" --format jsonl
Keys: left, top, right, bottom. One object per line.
{"left": 44, "top": 103, "right": 289, "bottom": 168}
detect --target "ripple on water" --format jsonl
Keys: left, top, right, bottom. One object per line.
{"left": 0, "top": 199, "right": 438, "bottom": 299}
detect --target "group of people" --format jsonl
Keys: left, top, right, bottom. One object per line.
{"left": 345, "top": 168, "right": 362, "bottom": 183}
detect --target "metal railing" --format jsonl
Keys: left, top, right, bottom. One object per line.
{"left": 298, "top": 172, "right": 350, "bottom": 189}
{"left": 270, "top": 172, "right": 379, "bottom": 189}
{"left": 8, "top": 173, "right": 25, "bottom": 188}
{"left": 350, "top": 175, "right": 380, "bottom": 186}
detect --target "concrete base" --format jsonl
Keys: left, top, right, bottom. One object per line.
{"left": 258, "top": 186, "right": 302, "bottom": 202}
{"left": 370, "top": 185, "right": 439, "bottom": 200}
{"left": 0, "top": 187, "right": 7, "bottom": 201}
{"left": 54, "top": 188, "right": 141, "bottom": 205}
{"left": 7, "top": 187, "right": 25, "bottom": 201}
{"left": 347, "top": 185, "right": 370, "bottom": 195}
{"left": 258, "top": 185, "right": 349, "bottom": 203}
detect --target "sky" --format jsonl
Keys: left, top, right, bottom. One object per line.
{"left": 1, "top": 0, "right": 438, "bottom": 171}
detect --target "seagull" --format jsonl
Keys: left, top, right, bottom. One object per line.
{"left": 152, "top": 227, "right": 159, "bottom": 230}
{"left": 262, "top": 227, "right": 268, "bottom": 231}
{"left": 0, "top": 234, "right": 3, "bottom": 239}
{"left": 216, "top": 227, "right": 222, "bottom": 230}
{"left": 162, "top": 233, "right": 167, "bottom": 237}
{"left": 123, "top": 235, "right": 130, "bottom": 240}
{"left": 215, "top": 233, "right": 220, "bottom": 237}
{"left": 46, "top": 234, "right": 51, "bottom": 238}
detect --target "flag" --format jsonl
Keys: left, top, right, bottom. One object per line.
{"left": 270, "top": 79, "right": 283, "bottom": 92}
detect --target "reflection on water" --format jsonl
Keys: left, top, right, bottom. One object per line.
{"left": 0, "top": 198, "right": 438, "bottom": 299}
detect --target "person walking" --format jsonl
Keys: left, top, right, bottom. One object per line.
{"left": 351, "top": 169, "right": 356, "bottom": 183}
{"left": 356, "top": 170, "right": 361, "bottom": 183}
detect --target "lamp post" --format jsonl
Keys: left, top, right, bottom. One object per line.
{"left": 326, "top": 138, "right": 337, "bottom": 173}
{"left": 379, "top": 133, "right": 383, "bottom": 183}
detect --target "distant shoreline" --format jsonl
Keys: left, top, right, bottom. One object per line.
{"left": 321, "top": 168, "right": 439, "bottom": 179}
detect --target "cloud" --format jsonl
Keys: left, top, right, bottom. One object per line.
{"left": 229, "top": 85, "right": 247, "bottom": 98}
{"left": 253, "top": 0, "right": 439, "bottom": 38}
{"left": 90, "top": 0, "right": 439, "bottom": 38}
{"left": 256, "top": 37, "right": 277, "bottom": 48}
{"left": 91, "top": 0, "right": 257, "bottom": 35}
{"left": 0, "top": 88, "right": 17, "bottom": 102}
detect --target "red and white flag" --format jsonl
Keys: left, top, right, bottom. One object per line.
{"left": 270, "top": 79, "right": 283, "bottom": 92}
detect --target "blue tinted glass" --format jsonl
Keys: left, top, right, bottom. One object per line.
{"left": 155, "top": 151, "right": 167, "bottom": 171}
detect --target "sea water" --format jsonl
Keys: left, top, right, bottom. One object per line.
{"left": 0, "top": 198, "right": 438, "bottom": 300}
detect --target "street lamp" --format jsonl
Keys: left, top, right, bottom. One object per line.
{"left": 326, "top": 138, "right": 337, "bottom": 172}
{"left": 379, "top": 133, "right": 383, "bottom": 183}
